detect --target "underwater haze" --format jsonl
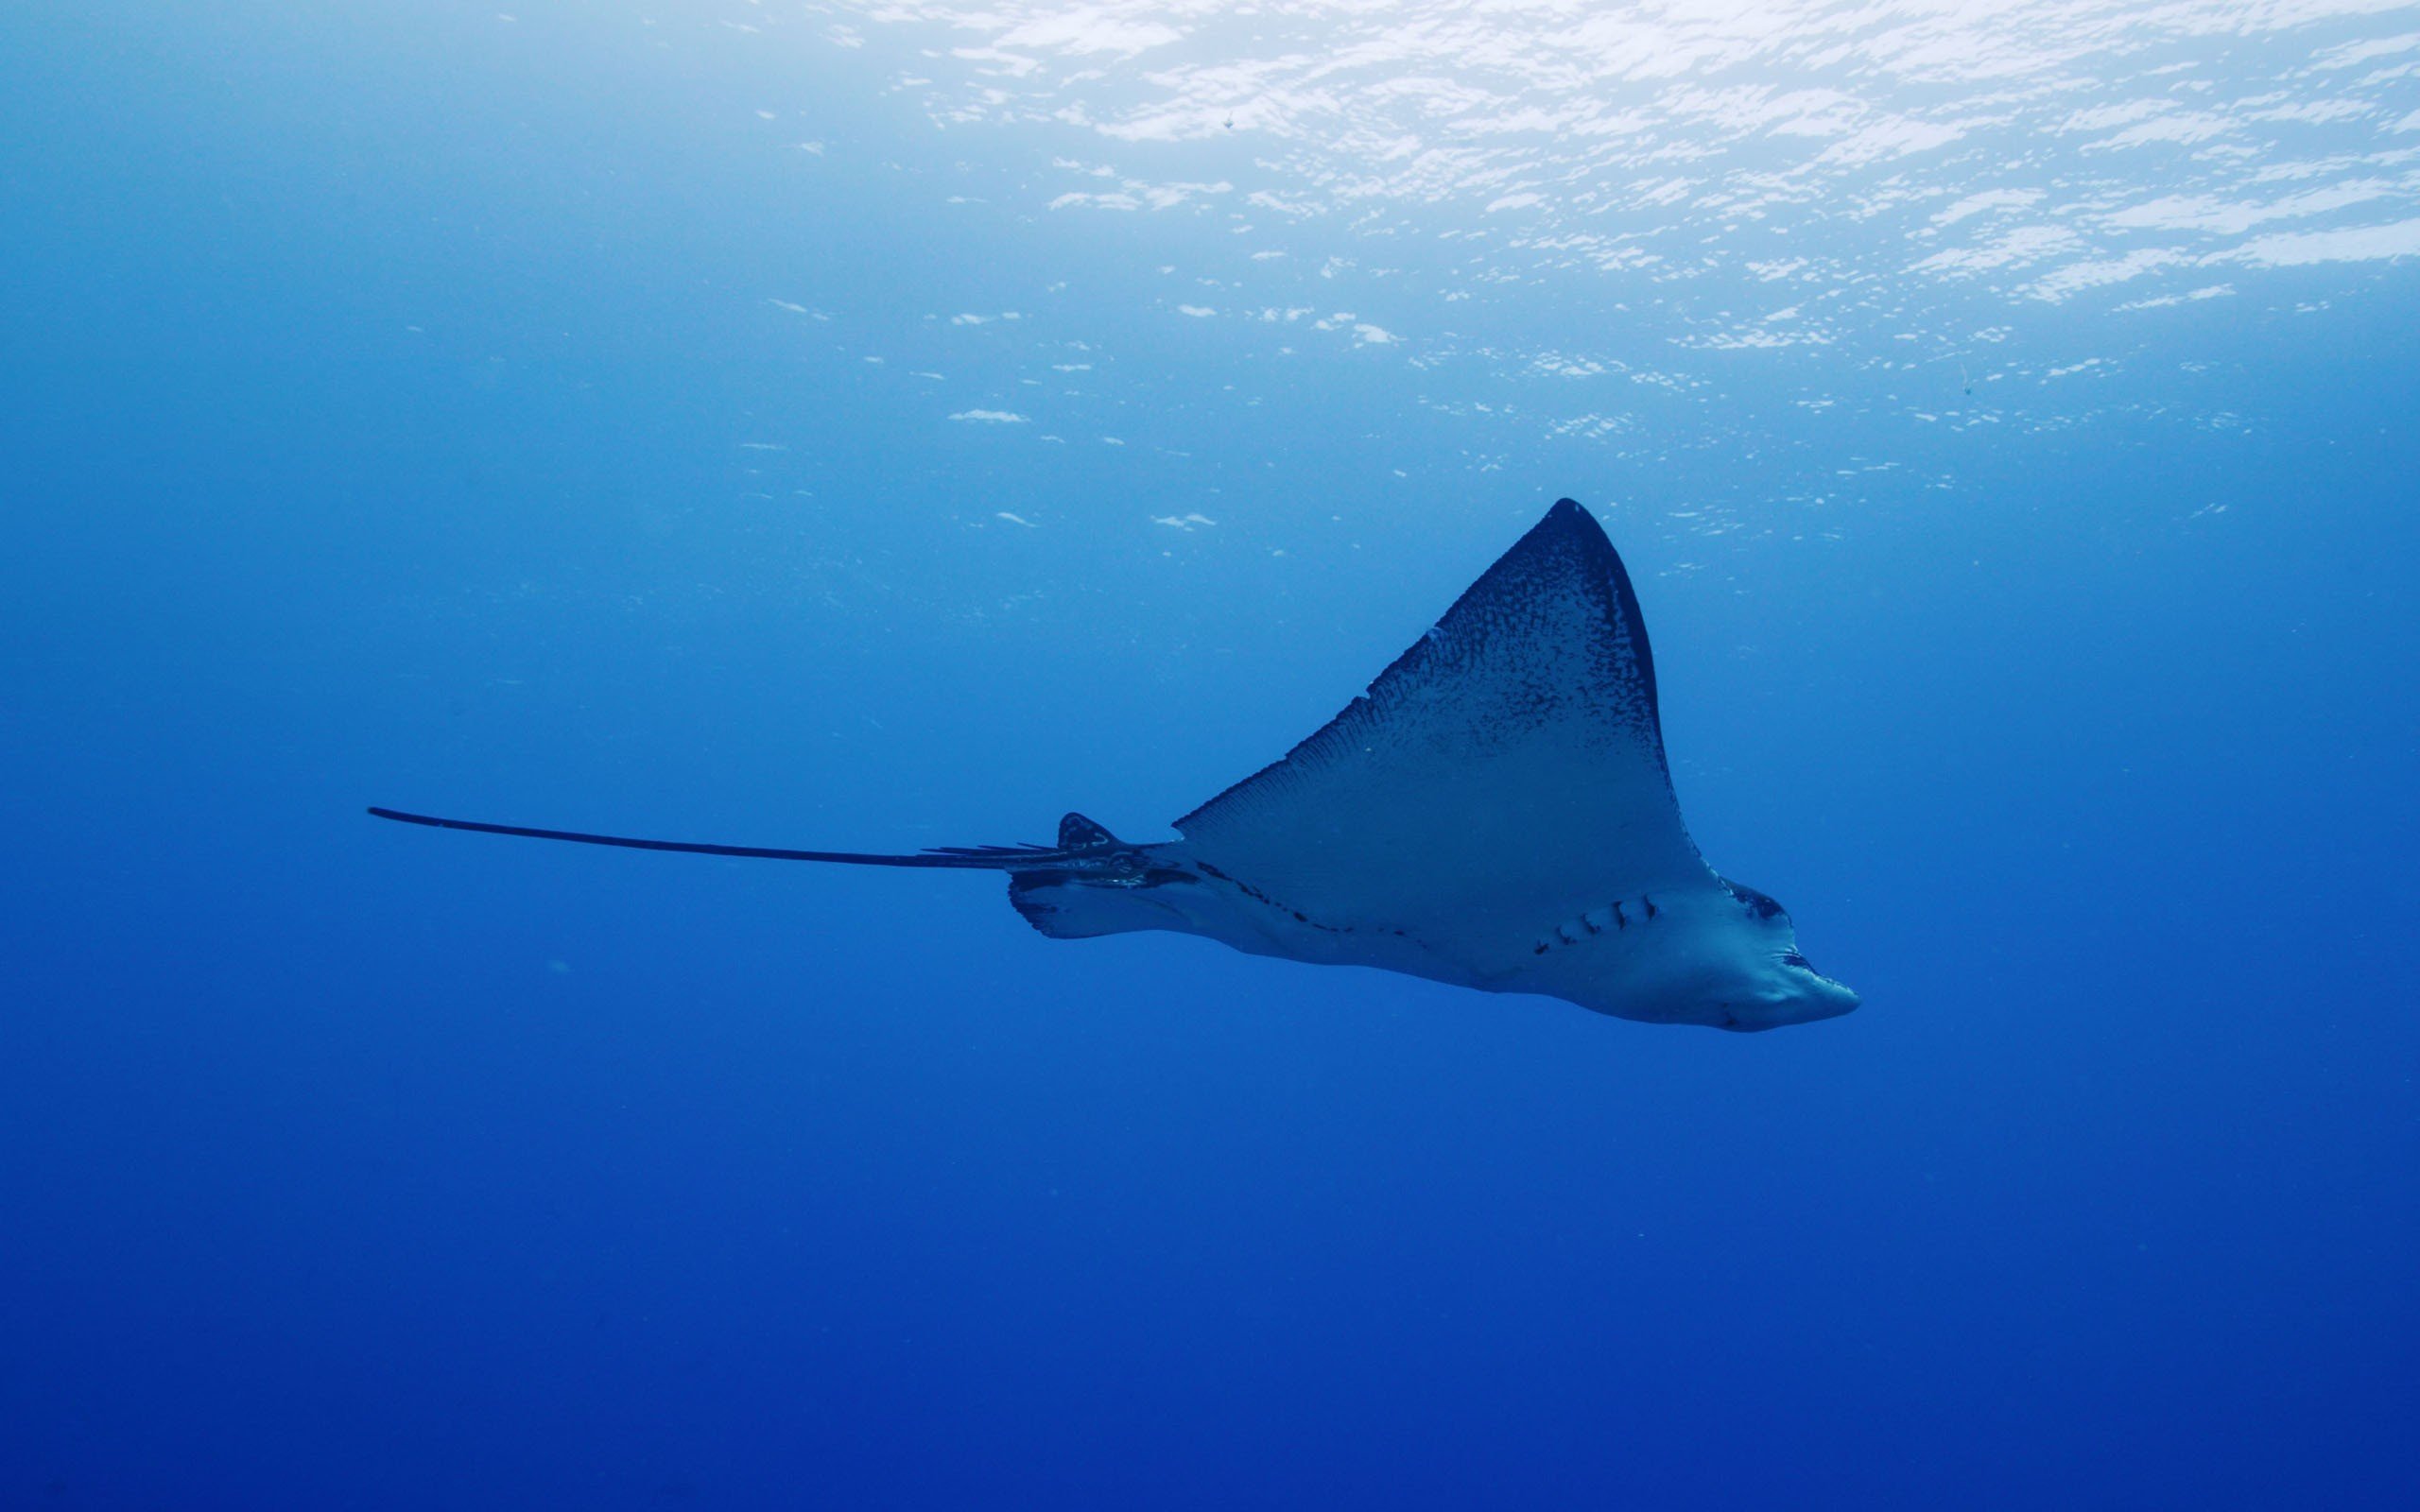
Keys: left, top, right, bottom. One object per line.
{"left": 5, "top": 2, "right": 2418, "bottom": 1506}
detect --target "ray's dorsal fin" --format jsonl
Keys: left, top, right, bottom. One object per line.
{"left": 1171, "top": 499, "right": 1707, "bottom": 958}
{"left": 1057, "top": 812, "right": 1121, "bottom": 850}
{"left": 366, "top": 807, "right": 1079, "bottom": 870}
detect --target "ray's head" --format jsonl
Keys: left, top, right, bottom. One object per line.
{"left": 1695, "top": 876, "right": 1861, "bottom": 1032}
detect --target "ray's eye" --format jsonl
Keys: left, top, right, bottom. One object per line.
{"left": 1779, "top": 950, "right": 1814, "bottom": 971}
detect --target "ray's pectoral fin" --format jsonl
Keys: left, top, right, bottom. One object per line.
{"left": 1167, "top": 498, "right": 1709, "bottom": 955}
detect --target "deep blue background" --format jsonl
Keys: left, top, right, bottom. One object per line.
{"left": 5, "top": 6, "right": 2416, "bottom": 1507}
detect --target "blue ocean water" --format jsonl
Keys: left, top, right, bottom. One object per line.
{"left": 6, "top": 3, "right": 2418, "bottom": 1506}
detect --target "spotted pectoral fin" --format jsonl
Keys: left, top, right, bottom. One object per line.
{"left": 1169, "top": 500, "right": 1707, "bottom": 950}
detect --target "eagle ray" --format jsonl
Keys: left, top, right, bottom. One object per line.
{"left": 372, "top": 499, "right": 1858, "bottom": 1031}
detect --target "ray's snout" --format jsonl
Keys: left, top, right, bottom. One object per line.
{"left": 1790, "top": 971, "right": 1862, "bottom": 1023}
{"left": 1720, "top": 964, "right": 1860, "bottom": 1032}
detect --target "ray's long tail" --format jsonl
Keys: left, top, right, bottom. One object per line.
{"left": 367, "top": 806, "right": 1105, "bottom": 870}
